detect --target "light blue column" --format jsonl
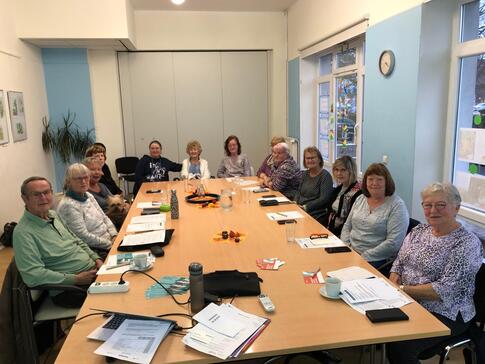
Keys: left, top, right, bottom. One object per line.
{"left": 42, "top": 48, "right": 96, "bottom": 191}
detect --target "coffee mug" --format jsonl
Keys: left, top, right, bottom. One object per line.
{"left": 324, "top": 277, "right": 341, "bottom": 298}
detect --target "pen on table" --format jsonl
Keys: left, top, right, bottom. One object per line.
{"left": 344, "top": 289, "right": 356, "bottom": 301}
{"left": 312, "top": 267, "right": 321, "bottom": 278}
{"left": 106, "top": 262, "right": 131, "bottom": 270}
{"left": 277, "top": 212, "right": 287, "bottom": 217}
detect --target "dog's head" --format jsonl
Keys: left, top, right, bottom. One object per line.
{"left": 107, "top": 195, "right": 125, "bottom": 213}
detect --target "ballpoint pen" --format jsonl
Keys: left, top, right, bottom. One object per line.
{"left": 277, "top": 212, "right": 287, "bottom": 217}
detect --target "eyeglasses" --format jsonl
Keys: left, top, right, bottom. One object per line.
{"left": 421, "top": 202, "right": 447, "bottom": 211}
{"left": 29, "top": 190, "right": 52, "bottom": 198}
{"left": 73, "top": 176, "right": 89, "bottom": 182}
{"left": 310, "top": 233, "right": 328, "bottom": 239}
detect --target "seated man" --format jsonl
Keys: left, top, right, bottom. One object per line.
{"left": 13, "top": 176, "right": 103, "bottom": 308}
{"left": 261, "top": 142, "right": 301, "bottom": 200}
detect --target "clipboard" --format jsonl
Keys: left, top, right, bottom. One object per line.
{"left": 117, "top": 229, "right": 175, "bottom": 252}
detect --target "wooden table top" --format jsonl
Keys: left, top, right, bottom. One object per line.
{"left": 55, "top": 178, "right": 449, "bottom": 363}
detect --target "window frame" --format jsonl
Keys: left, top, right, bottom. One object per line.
{"left": 444, "top": 0, "right": 485, "bottom": 224}
{"left": 315, "top": 37, "right": 365, "bottom": 173}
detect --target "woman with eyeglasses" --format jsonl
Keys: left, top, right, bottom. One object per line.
{"left": 57, "top": 163, "right": 117, "bottom": 260}
{"left": 388, "top": 182, "right": 482, "bottom": 364}
{"left": 294, "top": 146, "right": 333, "bottom": 221}
{"left": 324, "top": 155, "right": 362, "bottom": 236}
{"left": 340, "top": 163, "right": 409, "bottom": 268}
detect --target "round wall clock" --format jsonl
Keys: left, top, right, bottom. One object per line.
{"left": 379, "top": 50, "right": 395, "bottom": 77}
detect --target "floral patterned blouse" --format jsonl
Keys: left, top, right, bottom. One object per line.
{"left": 391, "top": 224, "right": 483, "bottom": 322}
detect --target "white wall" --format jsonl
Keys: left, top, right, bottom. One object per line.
{"left": 287, "top": 0, "right": 423, "bottom": 59}
{"left": 133, "top": 10, "right": 287, "bottom": 138}
{"left": 0, "top": 0, "right": 52, "bottom": 224}
{"left": 15, "top": 0, "right": 135, "bottom": 42}
{"left": 87, "top": 50, "right": 125, "bottom": 177}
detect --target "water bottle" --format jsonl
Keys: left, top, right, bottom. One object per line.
{"left": 170, "top": 189, "right": 179, "bottom": 219}
{"left": 189, "top": 262, "right": 204, "bottom": 314}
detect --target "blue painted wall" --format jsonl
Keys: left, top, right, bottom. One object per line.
{"left": 42, "top": 48, "right": 95, "bottom": 191}
{"left": 363, "top": 6, "right": 422, "bottom": 209}
{"left": 288, "top": 57, "right": 300, "bottom": 140}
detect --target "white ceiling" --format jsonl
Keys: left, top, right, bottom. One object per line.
{"left": 130, "top": 0, "right": 297, "bottom": 12}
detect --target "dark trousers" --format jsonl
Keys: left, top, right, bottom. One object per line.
{"left": 51, "top": 287, "right": 88, "bottom": 308}
{"left": 389, "top": 312, "right": 469, "bottom": 364}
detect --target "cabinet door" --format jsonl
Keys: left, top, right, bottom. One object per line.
{"left": 173, "top": 52, "right": 224, "bottom": 176}
{"left": 221, "top": 51, "right": 269, "bottom": 172}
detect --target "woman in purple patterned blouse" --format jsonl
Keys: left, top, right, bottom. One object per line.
{"left": 389, "top": 182, "right": 483, "bottom": 364}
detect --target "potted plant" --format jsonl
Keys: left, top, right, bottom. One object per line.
{"left": 42, "top": 110, "right": 94, "bottom": 163}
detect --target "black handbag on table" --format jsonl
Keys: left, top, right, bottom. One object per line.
{"left": 203, "top": 270, "right": 262, "bottom": 297}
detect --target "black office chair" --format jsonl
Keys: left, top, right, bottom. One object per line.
{"left": 0, "top": 259, "right": 84, "bottom": 363}
{"left": 115, "top": 156, "right": 139, "bottom": 198}
{"left": 418, "top": 263, "right": 485, "bottom": 364}
{"left": 377, "top": 218, "right": 421, "bottom": 277}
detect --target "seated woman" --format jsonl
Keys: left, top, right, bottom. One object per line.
{"left": 85, "top": 143, "right": 123, "bottom": 196}
{"left": 181, "top": 140, "right": 211, "bottom": 179}
{"left": 325, "top": 155, "right": 362, "bottom": 236}
{"left": 216, "top": 135, "right": 252, "bottom": 178}
{"left": 133, "top": 140, "right": 182, "bottom": 196}
{"left": 389, "top": 182, "right": 483, "bottom": 364}
{"left": 57, "top": 163, "right": 117, "bottom": 260}
{"left": 340, "top": 163, "right": 409, "bottom": 268}
{"left": 84, "top": 157, "right": 130, "bottom": 229}
{"left": 294, "top": 146, "right": 333, "bottom": 221}
{"left": 256, "top": 136, "right": 286, "bottom": 180}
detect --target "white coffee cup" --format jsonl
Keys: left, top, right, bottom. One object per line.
{"left": 324, "top": 277, "right": 341, "bottom": 298}
{"left": 133, "top": 254, "right": 148, "bottom": 269}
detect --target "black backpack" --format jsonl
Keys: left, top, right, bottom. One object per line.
{"left": 0, "top": 222, "right": 17, "bottom": 247}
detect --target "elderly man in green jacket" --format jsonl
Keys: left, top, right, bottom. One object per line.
{"left": 13, "top": 176, "right": 103, "bottom": 308}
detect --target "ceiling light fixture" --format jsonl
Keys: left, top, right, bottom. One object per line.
{"left": 171, "top": 0, "right": 185, "bottom": 5}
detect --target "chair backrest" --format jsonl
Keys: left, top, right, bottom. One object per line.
{"left": 407, "top": 218, "right": 420, "bottom": 235}
{"left": 115, "top": 157, "right": 139, "bottom": 175}
{"left": 474, "top": 263, "right": 485, "bottom": 324}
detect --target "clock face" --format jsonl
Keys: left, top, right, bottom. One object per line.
{"left": 379, "top": 50, "right": 395, "bottom": 76}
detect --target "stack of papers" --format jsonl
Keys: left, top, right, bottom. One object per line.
{"left": 183, "top": 303, "right": 270, "bottom": 360}
{"left": 266, "top": 211, "right": 304, "bottom": 221}
{"left": 296, "top": 235, "right": 345, "bottom": 249}
{"left": 122, "top": 230, "right": 166, "bottom": 247}
{"left": 126, "top": 214, "right": 166, "bottom": 234}
{"left": 327, "top": 266, "right": 376, "bottom": 281}
{"left": 94, "top": 319, "right": 173, "bottom": 364}
{"left": 338, "top": 277, "right": 412, "bottom": 314}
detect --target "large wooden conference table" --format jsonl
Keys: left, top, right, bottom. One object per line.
{"left": 55, "top": 178, "right": 448, "bottom": 363}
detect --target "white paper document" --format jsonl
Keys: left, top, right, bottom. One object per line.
{"left": 326, "top": 266, "right": 376, "bottom": 281}
{"left": 192, "top": 303, "right": 245, "bottom": 337}
{"left": 136, "top": 202, "right": 161, "bottom": 209}
{"left": 130, "top": 214, "right": 166, "bottom": 224}
{"left": 266, "top": 211, "right": 304, "bottom": 221}
{"left": 257, "top": 196, "right": 290, "bottom": 203}
{"left": 126, "top": 222, "right": 165, "bottom": 233}
{"left": 94, "top": 319, "right": 172, "bottom": 364}
{"left": 339, "top": 278, "right": 412, "bottom": 314}
{"left": 296, "top": 235, "right": 346, "bottom": 249}
{"left": 225, "top": 178, "right": 258, "bottom": 186}
{"left": 121, "top": 230, "right": 166, "bottom": 247}
{"left": 183, "top": 303, "right": 269, "bottom": 360}
{"left": 242, "top": 186, "right": 263, "bottom": 191}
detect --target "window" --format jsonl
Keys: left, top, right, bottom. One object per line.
{"left": 316, "top": 40, "right": 365, "bottom": 171}
{"left": 450, "top": 0, "right": 485, "bottom": 222}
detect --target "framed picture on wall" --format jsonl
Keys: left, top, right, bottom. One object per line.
{"left": 0, "top": 90, "right": 9, "bottom": 145}
{"left": 7, "top": 91, "right": 27, "bottom": 142}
